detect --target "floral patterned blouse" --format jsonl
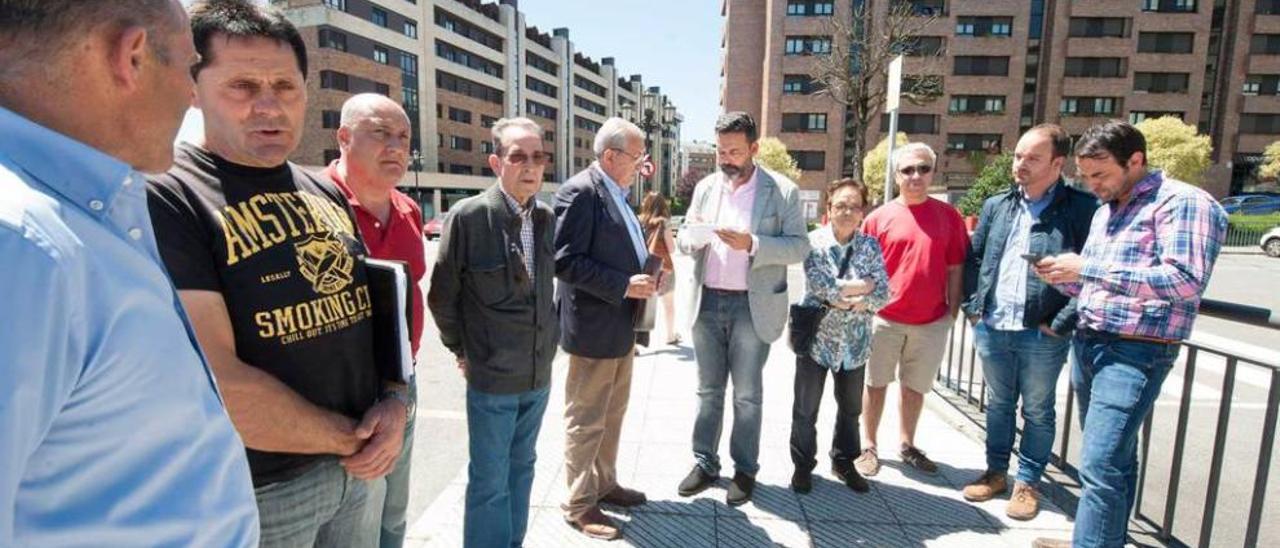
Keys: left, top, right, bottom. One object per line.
{"left": 801, "top": 226, "right": 891, "bottom": 370}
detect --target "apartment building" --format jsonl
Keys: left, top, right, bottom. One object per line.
{"left": 680, "top": 140, "right": 718, "bottom": 177}
{"left": 722, "top": 0, "right": 1280, "bottom": 203}
{"left": 272, "top": 0, "right": 683, "bottom": 218}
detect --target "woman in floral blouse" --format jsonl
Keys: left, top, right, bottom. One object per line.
{"left": 789, "top": 178, "right": 890, "bottom": 495}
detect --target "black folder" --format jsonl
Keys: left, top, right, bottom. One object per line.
{"left": 363, "top": 257, "right": 413, "bottom": 383}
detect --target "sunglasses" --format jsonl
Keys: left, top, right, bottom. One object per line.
{"left": 898, "top": 164, "right": 933, "bottom": 176}
{"left": 504, "top": 151, "right": 550, "bottom": 166}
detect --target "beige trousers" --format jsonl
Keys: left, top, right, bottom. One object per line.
{"left": 561, "top": 352, "right": 634, "bottom": 520}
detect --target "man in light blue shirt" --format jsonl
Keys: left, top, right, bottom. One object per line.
{"left": 0, "top": 1, "right": 258, "bottom": 545}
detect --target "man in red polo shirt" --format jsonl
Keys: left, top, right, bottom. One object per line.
{"left": 323, "top": 93, "right": 425, "bottom": 548}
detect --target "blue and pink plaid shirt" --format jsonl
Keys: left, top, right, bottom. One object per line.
{"left": 1056, "top": 170, "right": 1227, "bottom": 342}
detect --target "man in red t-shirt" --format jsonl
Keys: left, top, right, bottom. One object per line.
{"left": 323, "top": 93, "right": 426, "bottom": 548}
{"left": 856, "top": 143, "right": 969, "bottom": 478}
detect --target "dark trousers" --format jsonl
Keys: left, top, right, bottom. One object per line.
{"left": 789, "top": 355, "right": 866, "bottom": 472}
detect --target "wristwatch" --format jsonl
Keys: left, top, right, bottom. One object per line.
{"left": 380, "top": 388, "right": 415, "bottom": 420}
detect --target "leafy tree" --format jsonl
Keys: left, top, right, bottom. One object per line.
{"left": 672, "top": 168, "right": 706, "bottom": 215}
{"left": 756, "top": 137, "right": 803, "bottom": 182}
{"left": 861, "top": 132, "right": 908, "bottom": 204}
{"left": 1260, "top": 141, "right": 1280, "bottom": 181}
{"left": 957, "top": 152, "right": 1014, "bottom": 217}
{"left": 1134, "top": 116, "right": 1212, "bottom": 185}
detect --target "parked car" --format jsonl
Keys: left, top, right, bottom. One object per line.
{"left": 423, "top": 216, "right": 445, "bottom": 240}
{"left": 1220, "top": 194, "right": 1280, "bottom": 215}
{"left": 1263, "top": 227, "right": 1280, "bottom": 258}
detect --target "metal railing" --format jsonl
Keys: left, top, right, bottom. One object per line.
{"left": 935, "top": 299, "right": 1280, "bottom": 547}
{"left": 1224, "top": 216, "right": 1279, "bottom": 249}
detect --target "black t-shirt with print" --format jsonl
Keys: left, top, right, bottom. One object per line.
{"left": 147, "top": 143, "right": 379, "bottom": 487}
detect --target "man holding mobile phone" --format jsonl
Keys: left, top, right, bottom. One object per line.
{"left": 960, "top": 125, "right": 1097, "bottom": 520}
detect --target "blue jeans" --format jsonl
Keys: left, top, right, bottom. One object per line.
{"left": 255, "top": 458, "right": 386, "bottom": 548}
{"left": 464, "top": 385, "right": 550, "bottom": 548}
{"left": 1071, "top": 332, "right": 1179, "bottom": 548}
{"left": 691, "top": 289, "right": 771, "bottom": 476}
{"left": 971, "top": 322, "right": 1070, "bottom": 484}
{"left": 379, "top": 380, "right": 417, "bottom": 548}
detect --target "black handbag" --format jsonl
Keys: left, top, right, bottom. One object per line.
{"left": 788, "top": 245, "right": 855, "bottom": 355}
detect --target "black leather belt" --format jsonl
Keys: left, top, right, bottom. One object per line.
{"left": 703, "top": 286, "right": 747, "bottom": 296}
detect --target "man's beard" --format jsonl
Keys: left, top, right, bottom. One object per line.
{"left": 719, "top": 162, "right": 744, "bottom": 179}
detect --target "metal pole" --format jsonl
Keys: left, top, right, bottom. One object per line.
{"left": 883, "top": 110, "right": 898, "bottom": 205}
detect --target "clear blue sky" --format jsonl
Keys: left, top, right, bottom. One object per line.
{"left": 518, "top": 0, "right": 722, "bottom": 143}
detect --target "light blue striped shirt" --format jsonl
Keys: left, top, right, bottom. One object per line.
{"left": 0, "top": 105, "right": 258, "bottom": 546}
{"left": 596, "top": 164, "right": 649, "bottom": 265}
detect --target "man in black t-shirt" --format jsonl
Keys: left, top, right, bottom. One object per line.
{"left": 147, "top": 2, "right": 407, "bottom": 545}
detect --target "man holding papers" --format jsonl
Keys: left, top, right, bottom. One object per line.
{"left": 675, "top": 112, "right": 810, "bottom": 506}
{"left": 428, "top": 117, "right": 559, "bottom": 548}
{"left": 324, "top": 93, "right": 424, "bottom": 548}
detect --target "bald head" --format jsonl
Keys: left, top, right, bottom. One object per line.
{"left": 336, "top": 93, "right": 412, "bottom": 193}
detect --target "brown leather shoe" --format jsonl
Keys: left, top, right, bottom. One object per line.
{"left": 1006, "top": 481, "right": 1040, "bottom": 520}
{"left": 565, "top": 506, "right": 621, "bottom": 541}
{"left": 962, "top": 470, "right": 1008, "bottom": 502}
{"left": 600, "top": 486, "right": 647, "bottom": 507}
{"left": 1030, "top": 537, "right": 1071, "bottom": 548}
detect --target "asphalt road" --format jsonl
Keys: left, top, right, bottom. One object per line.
{"left": 403, "top": 241, "right": 1279, "bottom": 546}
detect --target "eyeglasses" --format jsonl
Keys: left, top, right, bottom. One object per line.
{"left": 609, "top": 148, "right": 649, "bottom": 166}
{"left": 898, "top": 164, "right": 933, "bottom": 176}
{"left": 829, "top": 204, "right": 864, "bottom": 214}
{"left": 503, "top": 151, "right": 550, "bottom": 166}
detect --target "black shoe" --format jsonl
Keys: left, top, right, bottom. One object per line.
{"left": 790, "top": 469, "right": 812, "bottom": 494}
{"left": 677, "top": 465, "right": 717, "bottom": 497}
{"left": 726, "top": 472, "right": 755, "bottom": 506}
{"left": 833, "top": 463, "right": 870, "bottom": 493}
{"left": 899, "top": 445, "right": 939, "bottom": 475}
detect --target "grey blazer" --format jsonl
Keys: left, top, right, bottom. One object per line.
{"left": 676, "top": 165, "right": 810, "bottom": 343}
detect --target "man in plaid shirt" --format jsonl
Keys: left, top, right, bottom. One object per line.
{"left": 1030, "top": 121, "right": 1227, "bottom": 548}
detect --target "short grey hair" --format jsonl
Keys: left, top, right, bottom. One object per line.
{"left": 490, "top": 117, "right": 543, "bottom": 155}
{"left": 593, "top": 117, "right": 644, "bottom": 158}
{"left": 892, "top": 142, "right": 937, "bottom": 169}
{"left": 0, "top": 0, "right": 181, "bottom": 74}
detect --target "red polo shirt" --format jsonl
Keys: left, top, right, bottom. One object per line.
{"left": 324, "top": 161, "right": 427, "bottom": 359}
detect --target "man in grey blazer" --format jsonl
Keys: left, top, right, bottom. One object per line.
{"left": 675, "top": 112, "right": 810, "bottom": 506}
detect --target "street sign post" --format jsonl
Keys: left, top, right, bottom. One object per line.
{"left": 883, "top": 55, "right": 903, "bottom": 205}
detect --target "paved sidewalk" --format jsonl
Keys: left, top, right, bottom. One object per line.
{"left": 405, "top": 339, "right": 1075, "bottom": 547}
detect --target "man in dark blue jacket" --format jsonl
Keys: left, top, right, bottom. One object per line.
{"left": 960, "top": 124, "right": 1097, "bottom": 520}
{"left": 554, "top": 117, "right": 656, "bottom": 541}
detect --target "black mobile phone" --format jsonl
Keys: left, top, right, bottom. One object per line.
{"left": 1021, "top": 253, "right": 1046, "bottom": 263}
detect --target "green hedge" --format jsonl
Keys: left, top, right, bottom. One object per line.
{"left": 1225, "top": 213, "right": 1280, "bottom": 247}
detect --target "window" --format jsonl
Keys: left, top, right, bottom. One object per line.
{"left": 373, "top": 46, "right": 389, "bottom": 64}
{"left": 436, "top": 40, "right": 503, "bottom": 78}
{"left": 1252, "top": 34, "right": 1280, "bottom": 54}
{"left": 436, "top": 70, "right": 504, "bottom": 105}
{"left": 953, "top": 56, "right": 1009, "bottom": 76}
{"left": 323, "top": 0, "right": 345, "bottom": 10}
{"left": 1134, "top": 72, "right": 1189, "bottom": 93}
{"left": 788, "top": 150, "right": 826, "bottom": 171}
{"left": 1141, "top": 0, "right": 1196, "bottom": 12}
{"left": 896, "top": 36, "right": 945, "bottom": 56}
{"left": 1068, "top": 17, "right": 1129, "bottom": 38}
{"left": 947, "top": 134, "right": 1002, "bottom": 152}
{"left": 398, "top": 53, "right": 418, "bottom": 76}
{"left": 527, "top": 52, "right": 558, "bottom": 76}
{"left": 526, "top": 76, "right": 557, "bottom": 98}
{"left": 783, "top": 75, "right": 817, "bottom": 94}
{"left": 448, "top": 164, "right": 474, "bottom": 175}
{"left": 781, "top": 113, "right": 828, "bottom": 132}
{"left": 1138, "top": 32, "right": 1194, "bottom": 53}
{"left": 449, "top": 136, "right": 472, "bottom": 151}
{"left": 447, "top": 107, "right": 472, "bottom": 124}
{"left": 1259, "top": 0, "right": 1280, "bottom": 15}
{"left": 1059, "top": 97, "right": 1120, "bottom": 116}
{"left": 323, "top": 149, "right": 341, "bottom": 165}
{"left": 880, "top": 113, "right": 939, "bottom": 134}
{"left": 1244, "top": 74, "right": 1280, "bottom": 95}
{"left": 481, "top": 115, "right": 498, "bottom": 128}
{"left": 574, "top": 116, "right": 601, "bottom": 132}
{"left": 481, "top": 141, "right": 495, "bottom": 154}
{"left": 1129, "top": 111, "right": 1184, "bottom": 124}
{"left": 954, "top": 17, "right": 1013, "bottom": 37}
{"left": 371, "top": 7, "right": 387, "bottom": 27}
{"left": 545, "top": 131, "right": 555, "bottom": 142}
{"left": 899, "top": 0, "right": 946, "bottom": 16}
{"left": 784, "top": 36, "right": 832, "bottom": 55}
{"left": 403, "top": 21, "right": 417, "bottom": 39}
{"left": 435, "top": 8, "right": 504, "bottom": 52}
{"left": 786, "top": 0, "right": 835, "bottom": 16}
{"left": 948, "top": 95, "right": 1005, "bottom": 114}
{"left": 374, "top": 82, "right": 390, "bottom": 96}
{"left": 1241, "top": 114, "right": 1280, "bottom": 134}
{"left": 402, "top": 87, "right": 418, "bottom": 110}
{"left": 574, "top": 96, "right": 607, "bottom": 116}
{"left": 527, "top": 100, "right": 558, "bottom": 119}
{"left": 573, "top": 75, "right": 607, "bottom": 98}
{"left": 1064, "top": 57, "right": 1126, "bottom": 78}
{"left": 320, "top": 70, "right": 349, "bottom": 91}
{"left": 321, "top": 110, "right": 341, "bottom": 129}
{"left": 318, "top": 28, "right": 347, "bottom": 51}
